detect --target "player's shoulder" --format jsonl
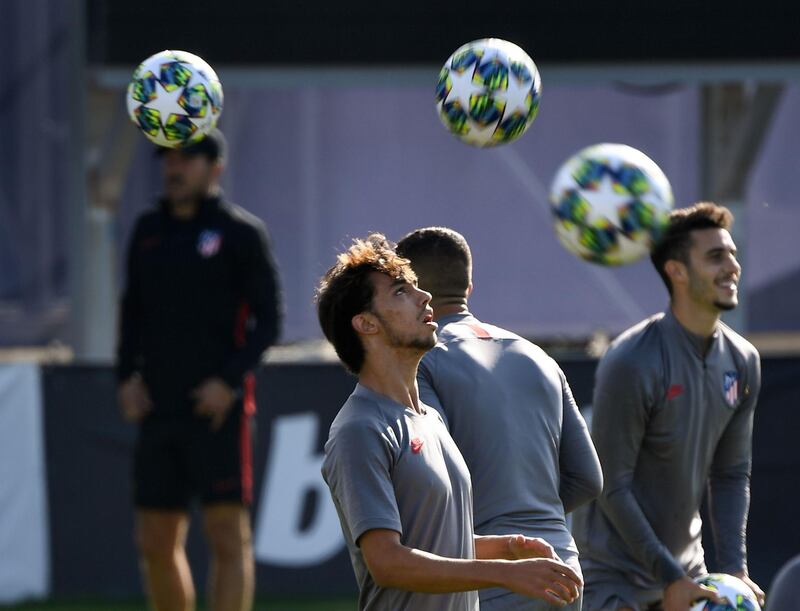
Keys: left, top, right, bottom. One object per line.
{"left": 601, "top": 313, "right": 666, "bottom": 373}
{"left": 717, "top": 320, "right": 760, "bottom": 361}
{"left": 435, "top": 314, "right": 524, "bottom": 345}
{"left": 132, "top": 208, "right": 162, "bottom": 233}
{"left": 769, "top": 554, "right": 800, "bottom": 609}
{"left": 433, "top": 314, "right": 557, "bottom": 366}
{"left": 217, "top": 200, "right": 268, "bottom": 236}
{"left": 328, "top": 389, "right": 402, "bottom": 444}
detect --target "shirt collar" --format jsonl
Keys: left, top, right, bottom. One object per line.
{"left": 353, "top": 383, "right": 427, "bottom": 416}
{"left": 157, "top": 191, "right": 223, "bottom": 221}
{"left": 435, "top": 310, "right": 475, "bottom": 327}
{"left": 662, "top": 307, "right": 720, "bottom": 358}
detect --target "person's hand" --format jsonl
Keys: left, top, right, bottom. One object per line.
{"left": 118, "top": 374, "right": 153, "bottom": 423}
{"left": 192, "top": 377, "right": 236, "bottom": 430}
{"left": 663, "top": 576, "right": 725, "bottom": 611}
{"left": 507, "top": 535, "right": 559, "bottom": 560}
{"left": 734, "top": 572, "right": 766, "bottom": 608}
{"left": 501, "top": 558, "right": 582, "bottom": 607}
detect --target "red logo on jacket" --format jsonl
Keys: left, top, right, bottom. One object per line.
{"left": 410, "top": 438, "right": 424, "bottom": 454}
{"left": 666, "top": 384, "right": 684, "bottom": 400}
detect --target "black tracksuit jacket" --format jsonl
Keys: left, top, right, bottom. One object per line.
{"left": 116, "top": 194, "right": 282, "bottom": 415}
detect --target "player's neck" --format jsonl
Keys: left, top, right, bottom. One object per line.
{"left": 168, "top": 186, "right": 218, "bottom": 220}
{"left": 670, "top": 299, "right": 720, "bottom": 339}
{"left": 169, "top": 199, "right": 201, "bottom": 220}
{"left": 432, "top": 302, "right": 468, "bottom": 321}
{"left": 358, "top": 350, "right": 424, "bottom": 413}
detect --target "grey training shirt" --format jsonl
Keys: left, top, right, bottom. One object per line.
{"left": 767, "top": 554, "right": 800, "bottom": 611}
{"left": 574, "top": 309, "right": 760, "bottom": 591}
{"left": 417, "top": 313, "right": 602, "bottom": 570}
{"left": 322, "top": 383, "right": 478, "bottom": 611}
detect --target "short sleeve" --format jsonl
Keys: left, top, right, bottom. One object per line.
{"left": 321, "top": 418, "right": 403, "bottom": 544}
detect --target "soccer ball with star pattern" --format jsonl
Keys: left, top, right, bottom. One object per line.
{"left": 126, "top": 50, "right": 223, "bottom": 148}
{"left": 436, "top": 38, "right": 541, "bottom": 147}
{"left": 690, "top": 573, "right": 761, "bottom": 611}
{"left": 549, "top": 143, "right": 674, "bottom": 266}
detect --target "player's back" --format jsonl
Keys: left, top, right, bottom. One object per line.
{"left": 418, "top": 311, "right": 596, "bottom": 555}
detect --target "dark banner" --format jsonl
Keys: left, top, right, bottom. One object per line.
{"left": 42, "top": 358, "right": 800, "bottom": 598}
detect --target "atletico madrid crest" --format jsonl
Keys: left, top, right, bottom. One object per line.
{"left": 723, "top": 371, "right": 739, "bottom": 407}
{"left": 197, "top": 229, "right": 222, "bottom": 258}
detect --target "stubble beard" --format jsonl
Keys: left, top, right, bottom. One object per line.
{"left": 389, "top": 328, "right": 436, "bottom": 353}
{"left": 689, "top": 275, "right": 738, "bottom": 313}
{"left": 713, "top": 298, "right": 737, "bottom": 312}
{"left": 375, "top": 313, "right": 437, "bottom": 354}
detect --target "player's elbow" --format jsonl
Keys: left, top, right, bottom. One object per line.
{"left": 561, "top": 470, "right": 603, "bottom": 513}
{"left": 365, "top": 554, "right": 407, "bottom": 588}
{"left": 597, "top": 479, "right": 630, "bottom": 509}
{"left": 709, "top": 460, "right": 751, "bottom": 481}
{"left": 368, "top": 561, "right": 398, "bottom": 588}
{"left": 583, "top": 470, "right": 604, "bottom": 502}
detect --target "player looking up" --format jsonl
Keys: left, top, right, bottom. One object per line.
{"left": 317, "top": 233, "right": 583, "bottom": 611}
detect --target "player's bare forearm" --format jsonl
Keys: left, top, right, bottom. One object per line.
{"left": 360, "top": 529, "right": 581, "bottom": 605}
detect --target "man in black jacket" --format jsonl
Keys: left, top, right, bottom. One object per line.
{"left": 117, "top": 129, "right": 282, "bottom": 611}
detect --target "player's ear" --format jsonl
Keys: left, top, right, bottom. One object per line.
{"left": 352, "top": 312, "right": 379, "bottom": 336}
{"left": 210, "top": 160, "right": 224, "bottom": 181}
{"left": 665, "top": 259, "right": 688, "bottom": 287}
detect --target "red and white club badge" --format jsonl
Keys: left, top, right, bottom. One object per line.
{"left": 197, "top": 229, "right": 222, "bottom": 258}
{"left": 723, "top": 371, "right": 739, "bottom": 407}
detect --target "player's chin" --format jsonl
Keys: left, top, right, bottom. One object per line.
{"left": 420, "top": 329, "right": 437, "bottom": 350}
{"left": 713, "top": 297, "right": 738, "bottom": 312}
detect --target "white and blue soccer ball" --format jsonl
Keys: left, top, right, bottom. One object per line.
{"left": 690, "top": 573, "right": 761, "bottom": 611}
{"left": 435, "top": 38, "right": 541, "bottom": 147}
{"left": 549, "top": 143, "right": 674, "bottom": 266}
{"left": 126, "top": 50, "right": 223, "bottom": 148}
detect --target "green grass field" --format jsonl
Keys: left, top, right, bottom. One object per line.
{"left": 8, "top": 599, "right": 356, "bottom": 610}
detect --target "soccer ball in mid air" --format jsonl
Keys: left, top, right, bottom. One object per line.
{"left": 435, "top": 38, "right": 541, "bottom": 147}
{"left": 690, "top": 573, "right": 761, "bottom": 611}
{"left": 126, "top": 50, "right": 223, "bottom": 148}
{"left": 549, "top": 143, "right": 674, "bottom": 266}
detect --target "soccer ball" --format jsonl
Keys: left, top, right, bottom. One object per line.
{"left": 126, "top": 50, "right": 223, "bottom": 148}
{"left": 690, "top": 573, "right": 761, "bottom": 611}
{"left": 435, "top": 38, "right": 541, "bottom": 147}
{"left": 549, "top": 143, "right": 674, "bottom": 265}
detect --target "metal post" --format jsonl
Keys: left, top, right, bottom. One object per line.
{"left": 66, "top": 0, "right": 88, "bottom": 358}
{"left": 700, "top": 83, "right": 784, "bottom": 333}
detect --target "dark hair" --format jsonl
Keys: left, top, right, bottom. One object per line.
{"left": 650, "top": 202, "right": 734, "bottom": 295}
{"left": 396, "top": 227, "right": 472, "bottom": 307}
{"left": 316, "top": 233, "right": 416, "bottom": 374}
{"left": 155, "top": 127, "right": 227, "bottom": 162}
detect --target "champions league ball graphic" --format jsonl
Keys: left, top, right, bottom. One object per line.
{"left": 436, "top": 38, "right": 541, "bottom": 147}
{"left": 550, "top": 143, "right": 674, "bottom": 266}
{"left": 127, "top": 50, "right": 223, "bottom": 148}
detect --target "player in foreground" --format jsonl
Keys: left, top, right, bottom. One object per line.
{"left": 573, "top": 203, "right": 765, "bottom": 610}
{"left": 117, "top": 129, "right": 282, "bottom": 611}
{"left": 317, "top": 234, "right": 583, "bottom": 610}
{"left": 767, "top": 554, "right": 800, "bottom": 610}
{"left": 396, "top": 226, "right": 603, "bottom": 610}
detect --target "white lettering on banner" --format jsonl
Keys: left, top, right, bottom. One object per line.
{"left": 253, "top": 413, "right": 345, "bottom": 567}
